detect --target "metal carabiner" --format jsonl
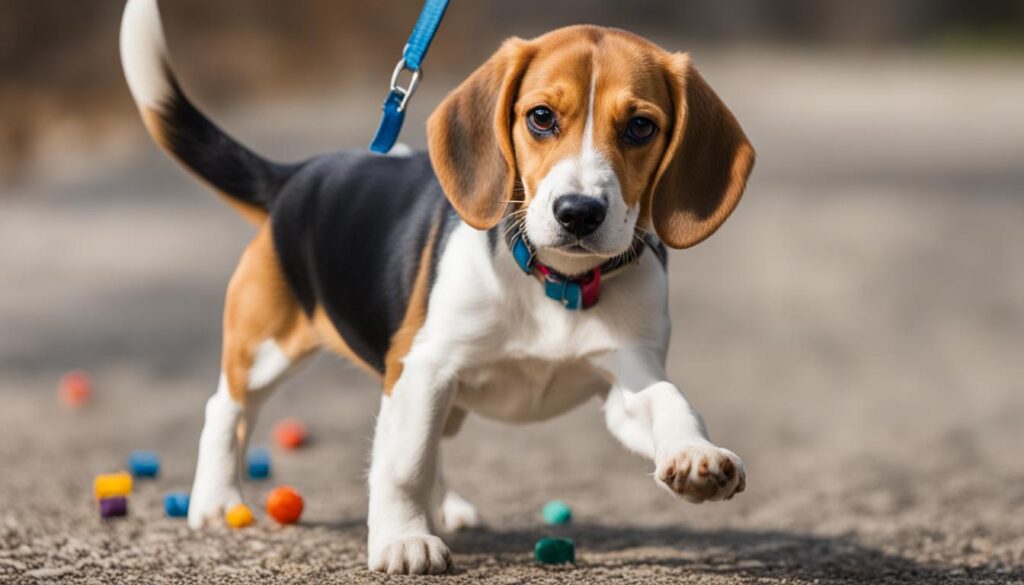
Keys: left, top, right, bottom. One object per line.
{"left": 389, "top": 59, "right": 422, "bottom": 113}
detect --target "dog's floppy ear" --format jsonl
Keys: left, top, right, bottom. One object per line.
{"left": 427, "top": 38, "right": 533, "bottom": 230}
{"left": 649, "top": 54, "right": 755, "bottom": 249}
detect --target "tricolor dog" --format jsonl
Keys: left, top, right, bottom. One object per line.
{"left": 120, "top": 0, "right": 755, "bottom": 575}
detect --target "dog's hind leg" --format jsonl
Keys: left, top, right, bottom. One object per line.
{"left": 436, "top": 467, "right": 481, "bottom": 532}
{"left": 432, "top": 409, "right": 481, "bottom": 532}
{"left": 188, "top": 227, "right": 318, "bottom": 529}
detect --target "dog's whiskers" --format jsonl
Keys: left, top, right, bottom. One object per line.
{"left": 502, "top": 216, "right": 527, "bottom": 239}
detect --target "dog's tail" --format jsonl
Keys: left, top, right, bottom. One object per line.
{"left": 120, "top": 0, "right": 294, "bottom": 224}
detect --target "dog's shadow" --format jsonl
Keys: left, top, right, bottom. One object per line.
{"left": 445, "top": 523, "right": 1008, "bottom": 582}
{"left": 304, "top": 517, "right": 1014, "bottom": 582}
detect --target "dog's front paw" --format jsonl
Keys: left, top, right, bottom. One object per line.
{"left": 656, "top": 444, "right": 745, "bottom": 503}
{"left": 368, "top": 534, "right": 452, "bottom": 575}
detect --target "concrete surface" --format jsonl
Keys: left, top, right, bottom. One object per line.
{"left": 1, "top": 53, "right": 1023, "bottom": 584}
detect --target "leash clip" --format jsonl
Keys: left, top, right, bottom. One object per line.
{"left": 369, "top": 0, "right": 449, "bottom": 153}
{"left": 388, "top": 58, "right": 422, "bottom": 113}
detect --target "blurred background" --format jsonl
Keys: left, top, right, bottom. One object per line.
{"left": 1, "top": 1, "right": 1022, "bottom": 583}
{"left": 4, "top": 0, "right": 1024, "bottom": 181}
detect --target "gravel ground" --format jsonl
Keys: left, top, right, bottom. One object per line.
{"left": 2, "top": 52, "right": 1024, "bottom": 584}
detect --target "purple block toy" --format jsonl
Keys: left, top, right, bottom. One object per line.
{"left": 99, "top": 496, "right": 128, "bottom": 518}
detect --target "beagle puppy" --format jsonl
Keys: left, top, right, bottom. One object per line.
{"left": 120, "top": 0, "right": 754, "bottom": 575}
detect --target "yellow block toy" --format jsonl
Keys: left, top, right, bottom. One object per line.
{"left": 93, "top": 472, "right": 132, "bottom": 500}
{"left": 225, "top": 503, "right": 254, "bottom": 528}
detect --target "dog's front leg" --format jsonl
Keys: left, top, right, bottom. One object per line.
{"left": 596, "top": 348, "right": 746, "bottom": 503}
{"left": 367, "top": 355, "right": 456, "bottom": 575}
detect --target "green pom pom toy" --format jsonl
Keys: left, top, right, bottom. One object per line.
{"left": 534, "top": 536, "right": 575, "bottom": 565}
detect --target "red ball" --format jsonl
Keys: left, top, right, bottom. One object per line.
{"left": 273, "top": 419, "right": 308, "bottom": 450}
{"left": 58, "top": 371, "right": 91, "bottom": 407}
{"left": 266, "top": 486, "right": 304, "bottom": 524}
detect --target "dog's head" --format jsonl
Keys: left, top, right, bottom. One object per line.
{"left": 428, "top": 26, "right": 754, "bottom": 273}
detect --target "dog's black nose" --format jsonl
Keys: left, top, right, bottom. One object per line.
{"left": 553, "top": 194, "right": 607, "bottom": 238}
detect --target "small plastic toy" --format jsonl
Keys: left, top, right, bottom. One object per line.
{"left": 273, "top": 419, "right": 308, "bottom": 450}
{"left": 266, "top": 486, "right": 304, "bottom": 525}
{"left": 58, "top": 370, "right": 91, "bottom": 408}
{"left": 128, "top": 450, "right": 160, "bottom": 478}
{"left": 534, "top": 537, "right": 575, "bottom": 565}
{"left": 94, "top": 472, "right": 132, "bottom": 500}
{"left": 541, "top": 500, "right": 572, "bottom": 525}
{"left": 225, "top": 503, "right": 254, "bottom": 528}
{"left": 164, "top": 492, "right": 190, "bottom": 518}
{"left": 247, "top": 447, "right": 271, "bottom": 480}
{"left": 99, "top": 496, "right": 128, "bottom": 519}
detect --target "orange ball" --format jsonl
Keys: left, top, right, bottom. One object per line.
{"left": 273, "top": 419, "right": 308, "bottom": 450}
{"left": 58, "top": 370, "right": 91, "bottom": 407}
{"left": 266, "top": 486, "right": 304, "bottom": 524}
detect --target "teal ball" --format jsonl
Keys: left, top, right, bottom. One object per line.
{"left": 541, "top": 500, "right": 572, "bottom": 525}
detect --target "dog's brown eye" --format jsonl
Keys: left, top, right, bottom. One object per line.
{"left": 527, "top": 107, "right": 557, "bottom": 136}
{"left": 624, "top": 117, "right": 656, "bottom": 144}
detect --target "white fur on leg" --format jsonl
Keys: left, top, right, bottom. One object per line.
{"left": 597, "top": 350, "right": 746, "bottom": 504}
{"left": 431, "top": 454, "right": 480, "bottom": 533}
{"left": 441, "top": 490, "right": 480, "bottom": 532}
{"left": 188, "top": 340, "right": 298, "bottom": 529}
{"left": 187, "top": 375, "right": 244, "bottom": 528}
{"left": 367, "top": 383, "right": 454, "bottom": 574}
{"left": 247, "top": 339, "right": 294, "bottom": 392}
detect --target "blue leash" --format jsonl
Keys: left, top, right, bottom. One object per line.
{"left": 369, "top": 0, "right": 451, "bottom": 154}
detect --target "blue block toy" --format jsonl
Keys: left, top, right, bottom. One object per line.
{"left": 164, "top": 492, "right": 190, "bottom": 518}
{"left": 247, "top": 447, "right": 271, "bottom": 480}
{"left": 128, "top": 450, "right": 160, "bottom": 478}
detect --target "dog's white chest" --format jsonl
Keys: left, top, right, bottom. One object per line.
{"left": 447, "top": 280, "right": 621, "bottom": 423}
{"left": 426, "top": 225, "right": 669, "bottom": 423}
{"left": 453, "top": 358, "right": 608, "bottom": 423}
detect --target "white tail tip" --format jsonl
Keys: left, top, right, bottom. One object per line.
{"left": 120, "top": 0, "right": 172, "bottom": 109}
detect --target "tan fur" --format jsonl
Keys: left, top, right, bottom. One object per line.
{"left": 221, "top": 226, "right": 316, "bottom": 402}
{"left": 648, "top": 54, "right": 755, "bottom": 248}
{"left": 509, "top": 33, "right": 594, "bottom": 208}
{"left": 219, "top": 216, "right": 438, "bottom": 401}
{"left": 383, "top": 221, "right": 441, "bottom": 395}
{"left": 427, "top": 26, "right": 754, "bottom": 248}
{"left": 205, "top": 26, "right": 754, "bottom": 407}
{"left": 427, "top": 39, "right": 534, "bottom": 229}
{"left": 221, "top": 226, "right": 387, "bottom": 403}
